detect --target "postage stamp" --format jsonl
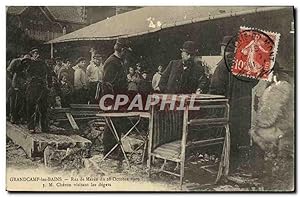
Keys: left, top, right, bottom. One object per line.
{"left": 231, "top": 26, "right": 280, "bottom": 80}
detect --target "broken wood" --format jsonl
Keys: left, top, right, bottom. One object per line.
{"left": 6, "top": 121, "right": 91, "bottom": 158}
{"left": 66, "top": 112, "right": 79, "bottom": 130}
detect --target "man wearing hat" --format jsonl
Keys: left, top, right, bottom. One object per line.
{"left": 86, "top": 53, "right": 104, "bottom": 104}
{"left": 209, "top": 36, "right": 258, "bottom": 172}
{"left": 102, "top": 38, "right": 131, "bottom": 158}
{"left": 26, "top": 48, "right": 49, "bottom": 133}
{"left": 209, "top": 35, "right": 233, "bottom": 96}
{"left": 158, "top": 41, "right": 209, "bottom": 94}
{"left": 102, "top": 38, "right": 131, "bottom": 95}
{"left": 7, "top": 53, "right": 31, "bottom": 123}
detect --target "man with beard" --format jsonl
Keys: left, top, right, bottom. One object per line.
{"left": 25, "top": 48, "right": 49, "bottom": 133}
{"left": 158, "top": 41, "right": 209, "bottom": 94}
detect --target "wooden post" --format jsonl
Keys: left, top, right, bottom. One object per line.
{"left": 50, "top": 43, "right": 54, "bottom": 59}
{"left": 90, "top": 47, "right": 96, "bottom": 61}
{"left": 179, "top": 105, "right": 188, "bottom": 189}
{"left": 147, "top": 105, "right": 154, "bottom": 177}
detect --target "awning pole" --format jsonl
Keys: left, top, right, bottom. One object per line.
{"left": 50, "top": 43, "right": 54, "bottom": 59}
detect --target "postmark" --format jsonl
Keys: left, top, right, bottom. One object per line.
{"left": 231, "top": 27, "right": 280, "bottom": 81}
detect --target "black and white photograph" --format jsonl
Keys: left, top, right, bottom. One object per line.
{"left": 5, "top": 6, "right": 295, "bottom": 192}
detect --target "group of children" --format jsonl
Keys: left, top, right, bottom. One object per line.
{"left": 127, "top": 63, "right": 163, "bottom": 95}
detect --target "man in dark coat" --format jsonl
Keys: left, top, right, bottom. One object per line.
{"left": 102, "top": 40, "right": 128, "bottom": 95}
{"left": 102, "top": 38, "right": 131, "bottom": 157}
{"left": 209, "top": 36, "right": 258, "bottom": 172}
{"left": 26, "top": 48, "right": 49, "bottom": 133}
{"left": 158, "top": 41, "right": 209, "bottom": 94}
{"left": 7, "top": 54, "right": 30, "bottom": 123}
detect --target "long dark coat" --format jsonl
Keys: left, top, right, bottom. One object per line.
{"left": 158, "top": 59, "right": 208, "bottom": 94}
{"left": 102, "top": 54, "right": 127, "bottom": 94}
{"left": 209, "top": 58, "right": 258, "bottom": 170}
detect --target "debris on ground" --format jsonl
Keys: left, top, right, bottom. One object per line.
{"left": 44, "top": 145, "right": 90, "bottom": 171}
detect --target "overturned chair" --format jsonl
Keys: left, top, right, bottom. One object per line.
{"left": 147, "top": 94, "right": 230, "bottom": 189}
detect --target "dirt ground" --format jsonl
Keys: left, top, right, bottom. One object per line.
{"left": 6, "top": 137, "right": 294, "bottom": 192}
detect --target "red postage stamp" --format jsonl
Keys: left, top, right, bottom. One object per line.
{"left": 231, "top": 26, "right": 280, "bottom": 80}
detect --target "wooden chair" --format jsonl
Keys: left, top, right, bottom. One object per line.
{"left": 147, "top": 94, "right": 230, "bottom": 189}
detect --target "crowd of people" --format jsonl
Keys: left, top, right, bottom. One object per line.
{"left": 7, "top": 38, "right": 202, "bottom": 133}
{"left": 6, "top": 36, "right": 293, "bottom": 179}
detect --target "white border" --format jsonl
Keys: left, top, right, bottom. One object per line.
{"left": 1, "top": 1, "right": 298, "bottom": 197}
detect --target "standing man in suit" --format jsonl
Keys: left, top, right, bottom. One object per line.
{"left": 209, "top": 36, "right": 258, "bottom": 172}
{"left": 158, "top": 41, "right": 209, "bottom": 94}
{"left": 102, "top": 38, "right": 132, "bottom": 157}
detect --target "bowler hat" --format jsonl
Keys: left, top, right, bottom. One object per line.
{"left": 180, "top": 41, "right": 198, "bottom": 55}
{"left": 220, "top": 36, "right": 233, "bottom": 46}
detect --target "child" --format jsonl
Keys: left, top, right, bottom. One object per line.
{"left": 60, "top": 74, "right": 73, "bottom": 107}
{"left": 138, "top": 71, "right": 152, "bottom": 95}
{"left": 127, "top": 66, "right": 139, "bottom": 92}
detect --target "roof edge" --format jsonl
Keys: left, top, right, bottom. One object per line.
{"left": 46, "top": 6, "right": 288, "bottom": 44}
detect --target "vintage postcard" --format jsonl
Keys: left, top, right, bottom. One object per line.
{"left": 6, "top": 6, "right": 295, "bottom": 192}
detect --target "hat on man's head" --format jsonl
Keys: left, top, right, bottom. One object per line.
{"left": 115, "top": 38, "right": 132, "bottom": 51}
{"left": 21, "top": 54, "right": 31, "bottom": 63}
{"left": 75, "top": 57, "right": 86, "bottom": 65}
{"left": 273, "top": 61, "right": 293, "bottom": 75}
{"left": 220, "top": 36, "right": 233, "bottom": 46}
{"left": 93, "top": 54, "right": 102, "bottom": 59}
{"left": 180, "top": 41, "right": 198, "bottom": 55}
{"left": 142, "top": 70, "right": 148, "bottom": 74}
{"left": 64, "top": 58, "right": 71, "bottom": 63}
{"left": 55, "top": 57, "right": 62, "bottom": 61}
{"left": 29, "top": 47, "right": 39, "bottom": 55}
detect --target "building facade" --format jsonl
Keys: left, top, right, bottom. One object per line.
{"left": 7, "top": 6, "right": 142, "bottom": 42}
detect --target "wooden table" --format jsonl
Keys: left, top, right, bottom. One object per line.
{"left": 96, "top": 111, "right": 150, "bottom": 167}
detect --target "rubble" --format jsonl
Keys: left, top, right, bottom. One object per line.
{"left": 44, "top": 145, "right": 90, "bottom": 171}
{"left": 83, "top": 119, "right": 105, "bottom": 145}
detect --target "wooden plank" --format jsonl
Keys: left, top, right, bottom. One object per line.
{"left": 49, "top": 108, "right": 71, "bottom": 113}
{"left": 66, "top": 112, "right": 79, "bottom": 130}
{"left": 71, "top": 111, "right": 99, "bottom": 116}
{"left": 7, "top": 123, "right": 35, "bottom": 157}
{"left": 188, "top": 118, "right": 228, "bottom": 125}
{"left": 180, "top": 107, "right": 189, "bottom": 189}
{"left": 147, "top": 106, "right": 154, "bottom": 176}
{"left": 190, "top": 137, "right": 225, "bottom": 145}
{"left": 70, "top": 104, "right": 100, "bottom": 109}
{"left": 6, "top": 122, "right": 92, "bottom": 158}
{"left": 96, "top": 112, "right": 148, "bottom": 117}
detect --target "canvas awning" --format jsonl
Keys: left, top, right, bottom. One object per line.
{"left": 47, "top": 6, "right": 287, "bottom": 44}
